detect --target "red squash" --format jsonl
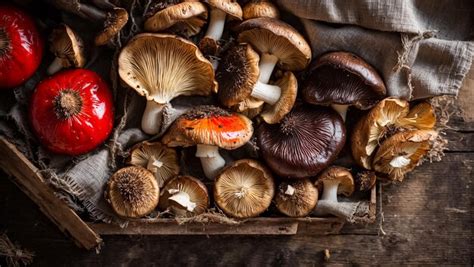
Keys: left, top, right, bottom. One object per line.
{"left": 0, "top": 5, "right": 43, "bottom": 89}
{"left": 30, "top": 69, "right": 114, "bottom": 156}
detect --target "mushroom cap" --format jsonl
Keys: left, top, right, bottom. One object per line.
{"left": 243, "top": 0, "right": 280, "bottom": 20}
{"left": 49, "top": 24, "right": 85, "bottom": 68}
{"left": 128, "top": 141, "right": 180, "bottom": 188}
{"left": 396, "top": 101, "right": 436, "bottom": 130}
{"left": 236, "top": 18, "right": 311, "bottom": 71}
{"left": 95, "top": 7, "right": 129, "bottom": 46}
{"left": 315, "top": 166, "right": 355, "bottom": 197}
{"left": 355, "top": 170, "right": 377, "bottom": 192}
{"left": 144, "top": 2, "right": 208, "bottom": 37}
{"left": 159, "top": 175, "right": 209, "bottom": 217}
{"left": 217, "top": 43, "right": 260, "bottom": 107}
{"left": 257, "top": 105, "right": 346, "bottom": 178}
{"left": 351, "top": 98, "right": 410, "bottom": 169}
{"left": 214, "top": 159, "right": 275, "bottom": 218}
{"left": 203, "top": 0, "right": 243, "bottom": 19}
{"left": 105, "top": 166, "right": 159, "bottom": 218}
{"left": 162, "top": 105, "right": 253, "bottom": 150}
{"left": 232, "top": 97, "right": 264, "bottom": 119}
{"left": 118, "top": 33, "right": 216, "bottom": 104}
{"left": 260, "top": 71, "right": 297, "bottom": 124}
{"left": 373, "top": 130, "right": 437, "bottom": 181}
{"left": 275, "top": 178, "right": 318, "bottom": 217}
{"left": 302, "top": 52, "right": 386, "bottom": 109}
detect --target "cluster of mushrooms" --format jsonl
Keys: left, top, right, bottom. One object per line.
{"left": 58, "top": 0, "right": 436, "bottom": 221}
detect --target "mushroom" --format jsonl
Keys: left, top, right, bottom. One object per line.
{"left": 94, "top": 7, "right": 129, "bottom": 46}
{"left": 159, "top": 175, "right": 209, "bottom": 217}
{"left": 274, "top": 178, "right": 318, "bottom": 217}
{"left": 162, "top": 105, "right": 253, "bottom": 179}
{"left": 105, "top": 166, "right": 159, "bottom": 218}
{"left": 257, "top": 105, "right": 346, "bottom": 178}
{"left": 144, "top": 1, "right": 208, "bottom": 38}
{"left": 313, "top": 166, "right": 356, "bottom": 219}
{"left": 118, "top": 33, "right": 216, "bottom": 135}
{"left": 242, "top": 0, "right": 280, "bottom": 20}
{"left": 235, "top": 18, "right": 311, "bottom": 105}
{"left": 373, "top": 130, "right": 438, "bottom": 181}
{"left": 260, "top": 71, "right": 297, "bottom": 124}
{"left": 128, "top": 141, "right": 180, "bottom": 188}
{"left": 354, "top": 170, "right": 377, "bottom": 192}
{"left": 396, "top": 102, "right": 436, "bottom": 130}
{"left": 302, "top": 51, "right": 387, "bottom": 121}
{"left": 47, "top": 24, "right": 85, "bottom": 75}
{"left": 214, "top": 159, "right": 274, "bottom": 218}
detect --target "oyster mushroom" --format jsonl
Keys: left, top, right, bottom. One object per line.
{"left": 214, "top": 159, "right": 274, "bottom": 218}
{"left": 47, "top": 24, "right": 85, "bottom": 75}
{"left": 144, "top": 1, "right": 208, "bottom": 38}
{"left": 236, "top": 18, "right": 311, "bottom": 105}
{"left": 242, "top": 0, "right": 280, "bottom": 20}
{"left": 257, "top": 105, "right": 346, "bottom": 178}
{"left": 118, "top": 33, "right": 216, "bottom": 135}
{"left": 159, "top": 175, "right": 209, "bottom": 217}
{"left": 302, "top": 51, "right": 386, "bottom": 121}
{"left": 105, "top": 166, "right": 159, "bottom": 218}
{"left": 162, "top": 106, "right": 253, "bottom": 179}
{"left": 128, "top": 141, "right": 180, "bottom": 188}
{"left": 373, "top": 129, "right": 438, "bottom": 181}
{"left": 275, "top": 178, "right": 318, "bottom": 217}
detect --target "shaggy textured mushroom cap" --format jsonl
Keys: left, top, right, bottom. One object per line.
{"left": 355, "top": 170, "right": 377, "bottom": 192}
{"left": 203, "top": 0, "right": 243, "bottom": 19}
{"left": 161, "top": 105, "right": 253, "bottom": 150}
{"left": 214, "top": 159, "right": 275, "bottom": 218}
{"left": 302, "top": 52, "right": 386, "bottom": 109}
{"left": 159, "top": 175, "right": 209, "bottom": 217}
{"left": 144, "top": 1, "right": 208, "bottom": 37}
{"left": 106, "top": 166, "right": 159, "bottom": 218}
{"left": 236, "top": 18, "right": 311, "bottom": 71}
{"left": 128, "top": 141, "right": 180, "bottom": 188}
{"left": 243, "top": 0, "right": 280, "bottom": 20}
{"left": 257, "top": 105, "right": 346, "bottom": 178}
{"left": 217, "top": 43, "right": 260, "bottom": 107}
{"left": 49, "top": 24, "right": 85, "bottom": 68}
{"left": 315, "top": 166, "right": 355, "bottom": 197}
{"left": 373, "top": 129, "right": 437, "bottom": 182}
{"left": 118, "top": 33, "right": 216, "bottom": 104}
{"left": 275, "top": 178, "right": 318, "bottom": 217}
{"left": 260, "top": 71, "right": 297, "bottom": 124}
{"left": 95, "top": 7, "right": 129, "bottom": 46}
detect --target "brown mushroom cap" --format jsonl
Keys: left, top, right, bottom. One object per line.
{"left": 203, "top": 0, "right": 243, "bottom": 19}
{"left": 396, "top": 102, "right": 436, "bottom": 130}
{"left": 105, "top": 166, "right": 159, "bottom": 218}
{"left": 236, "top": 17, "right": 311, "bottom": 71}
{"left": 315, "top": 166, "right": 355, "bottom": 197}
{"left": 232, "top": 97, "right": 264, "bottom": 119}
{"left": 260, "top": 71, "right": 297, "bottom": 124}
{"left": 118, "top": 33, "right": 216, "bottom": 104}
{"left": 275, "top": 178, "right": 318, "bottom": 217}
{"left": 355, "top": 170, "right": 377, "bottom": 192}
{"left": 217, "top": 43, "right": 260, "bottom": 107}
{"left": 144, "top": 2, "right": 208, "bottom": 37}
{"left": 302, "top": 51, "right": 386, "bottom": 109}
{"left": 214, "top": 159, "right": 275, "bottom": 218}
{"left": 128, "top": 141, "right": 180, "bottom": 188}
{"left": 49, "top": 24, "right": 85, "bottom": 69}
{"left": 95, "top": 7, "right": 129, "bottom": 46}
{"left": 161, "top": 105, "right": 253, "bottom": 150}
{"left": 243, "top": 0, "right": 280, "bottom": 20}
{"left": 159, "top": 175, "right": 209, "bottom": 217}
{"left": 373, "top": 130, "right": 437, "bottom": 181}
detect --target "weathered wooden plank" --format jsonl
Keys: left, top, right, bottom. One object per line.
{"left": 0, "top": 137, "right": 102, "bottom": 250}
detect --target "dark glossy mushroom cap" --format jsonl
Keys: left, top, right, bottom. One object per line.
{"left": 257, "top": 105, "right": 346, "bottom": 178}
{"left": 302, "top": 51, "right": 386, "bottom": 109}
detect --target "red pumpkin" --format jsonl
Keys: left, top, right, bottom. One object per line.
{"left": 30, "top": 69, "right": 114, "bottom": 156}
{"left": 0, "top": 5, "right": 43, "bottom": 89}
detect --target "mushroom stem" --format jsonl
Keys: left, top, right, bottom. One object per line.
{"left": 47, "top": 57, "right": 64, "bottom": 75}
{"left": 258, "top": 53, "right": 279, "bottom": 83}
{"left": 195, "top": 144, "right": 226, "bottom": 179}
{"left": 251, "top": 80, "right": 281, "bottom": 105}
{"left": 321, "top": 180, "right": 340, "bottom": 203}
{"left": 141, "top": 101, "right": 165, "bottom": 135}
{"left": 331, "top": 104, "right": 348, "bottom": 121}
{"left": 204, "top": 8, "right": 227, "bottom": 41}
{"left": 168, "top": 190, "right": 197, "bottom": 212}
{"left": 284, "top": 185, "right": 295, "bottom": 196}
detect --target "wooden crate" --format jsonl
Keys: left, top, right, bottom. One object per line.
{"left": 0, "top": 137, "right": 376, "bottom": 250}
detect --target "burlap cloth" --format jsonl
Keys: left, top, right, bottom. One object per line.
{"left": 0, "top": 0, "right": 472, "bottom": 224}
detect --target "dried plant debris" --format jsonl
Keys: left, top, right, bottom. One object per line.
{"left": 0, "top": 233, "right": 34, "bottom": 267}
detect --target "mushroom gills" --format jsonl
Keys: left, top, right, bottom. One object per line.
{"left": 204, "top": 8, "right": 227, "bottom": 41}
{"left": 250, "top": 54, "right": 281, "bottom": 105}
{"left": 195, "top": 144, "right": 226, "bottom": 179}
{"left": 146, "top": 155, "right": 164, "bottom": 172}
{"left": 168, "top": 190, "right": 197, "bottom": 212}
{"left": 142, "top": 101, "right": 165, "bottom": 135}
